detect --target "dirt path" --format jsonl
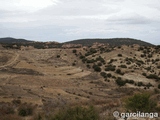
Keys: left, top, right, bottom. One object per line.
{"left": 0, "top": 53, "right": 19, "bottom": 68}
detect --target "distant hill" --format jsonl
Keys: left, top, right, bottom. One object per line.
{"left": 0, "top": 37, "right": 61, "bottom": 49}
{"left": 0, "top": 37, "right": 33, "bottom": 43}
{"left": 63, "top": 38, "right": 154, "bottom": 46}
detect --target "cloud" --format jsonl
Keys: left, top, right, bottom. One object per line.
{"left": 107, "top": 14, "right": 151, "bottom": 24}
{"left": 0, "top": 0, "right": 58, "bottom": 12}
{"left": 0, "top": 0, "right": 160, "bottom": 45}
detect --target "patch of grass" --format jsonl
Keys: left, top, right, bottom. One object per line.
{"left": 124, "top": 93, "right": 157, "bottom": 112}
{"left": 51, "top": 106, "right": 99, "bottom": 120}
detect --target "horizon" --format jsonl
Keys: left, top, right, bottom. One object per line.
{"left": 0, "top": 36, "right": 158, "bottom": 45}
{"left": 0, "top": 0, "right": 160, "bottom": 45}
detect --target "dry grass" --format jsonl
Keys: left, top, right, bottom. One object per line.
{"left": 0, "top": 45, "right": 159, "bottom": 119}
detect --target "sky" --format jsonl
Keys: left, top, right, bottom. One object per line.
{"left": 0, "top": 0, "right": 160, "bottom": 45}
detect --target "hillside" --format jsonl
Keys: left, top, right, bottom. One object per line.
{"left": 0, "top": 37, "right": 61, "bottom": 49}
{"left": 0, "top": 43, "right": 160, "bottom": 119}
{"left": 63, "top": 38, "right": 154, "bottom": 46}
{"left": 0, "top": 37, "right": 33, "bottom": 43}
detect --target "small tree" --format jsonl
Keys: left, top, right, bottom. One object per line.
{"left": 118, "top": 54, "right": 122, "bottom": 57}
{"left": 116, "top": 69, "right": 121, "bottom": 74}
{"left": 57, "top": 55, "right": 60, "bottom": 58}
{"left": 52, "top": 106, "right": 99, "bottom": 120}
{"left": 72, "top": 49, "right": 77, "bottom": 53}
{"left": 125, "top": 93, "right": 156, "bottom": 112}
{"left": 93, "top": 65, "right": 101, "bottom": 72}
{"left": 18, "top": 104, "right": 34, "bottom": 117}
{"left": 116, "top": 77, "right": 126, "bottom": 86}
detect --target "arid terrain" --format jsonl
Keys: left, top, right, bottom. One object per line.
{"left": 0, "top": 43, "right": 160, "bottom": 119}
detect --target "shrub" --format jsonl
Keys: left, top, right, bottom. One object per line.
{"left": 125, "top": 93, "right": 157, "bottom": 112}
{"left": 79, "top": 55, "right": 85, "bottom": 59}
{"left": 148, "top": 54, "right": 153, "bottom": 58}
{"left": 72, "top": 49, "right": 77, "bottom": 53}
{"left": 139, "top": 47, "right": 144, "bottom": 51}
{"left": 136, "top": 62, "right": 141, "bottom": 66}
{"left": 141, "top": 54, "right": 145, "bottom": 58}
{"left": 125, "top": 57, "right": 133, "bottom": 62}
{"left": 87, "top": 59, "right": 95, "bottom": 63}
{"left": 82, "top": 58, "right": 87, "bottom": 63}
{"left": 142, "top": 73, "right": 147, "bottom": 76}
{"left": 85, "top": 48, "right": 97, "bottom": 56}
{"left": 97, "top": 62, "right": 102, "bottom": 66}
{"left": 147, "top": 74, "right": 160, "bottom": 81}
{"left": 12, "top": 99, "right": 21, "bottom": 105}
{"left": 93, "top": 65, "right": 101, "bottom": 72}
{"left": 146, "top": 83, "right": 153, "bottom": 88}
{"left": 100, "top": 72, "right": 107, "bottom": 78}
{"left": 117, "top": 54, "right": 122, "bottom": 57}
{"left": 157, "top": 66, "right": 160, "bottom": 69}
{"left": 52, "top": 106, "right": 99, "bottom": 120}
{"left": 18, "top": 104, "right": 34, "bottom": 117}
{"left": 0, "top": 104, "right": 15, "bottom": 115}
{"left": 108, "top": 59, "right": 114, "bottom": 64}
{"left": 90, "top": 48, "right": 97, "bottom": 54}
{"left": 96, "top": 56, "right": 105, "bottom": 64}
{"left": 57, "top": 55, "right": 60, "bottom": 58}
{"left": 116, "top": 77, "right": 126, "bottom": 86}
{"left": 155, "top": 58, "right": 159, "bottom": 62}
{"left": 119, "top": 65, "right": 127, "bottom": 68}
{"left": 125, "top": 79, "right": 134, "bottom": 84}
{"left": 137, "top": 82, "right": 144, "bottom": 87}
{"left": 116, "top": 69, "right": 123, "bottom": 75}
{"left": 72, "top": 63, "right": 76, "bottom": 66}
{"left": 86, "top": 64, "right": 91, "bottom": 69}
{"left": 105, "top": 65, "right": 116, "bottom": 71}
{"left": 126, "top": 61, "right": 131, "bottom": 65}
{"left": 107, "top": 73, "right": 112, "bottom": 78}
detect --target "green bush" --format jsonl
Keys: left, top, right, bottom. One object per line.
{"left": 82, "top": 58, "right": 87, "bottom": 63}
{"left": 86, "top": 59, "right": 95, "bottom": 63}
{"left": 137, "top": 82, "right": 144, "bottom": 87}
{"left": 72, "top": 63, "right": 76, "bottom": 66}
{"left": 142, "top": 73, "right": 147, "bottom": 76}
{"left": 117, "top": 54, "right": 122, "bottom": 57}
{"left": 96, "top": 56, "right": 105, "bottom": 64}
{"left": 107, "top": 73, "right": 112, "bottom": 78}
{"left": 93, "top": 65, "right": 101, "bottom": 72}
{"left": 148, "top": 54, "right": 153, "bottom": 58}
{"left": 147, "top": 74, "right": 160, "bottom": 81}
{"left": 125, "top": 79, "right": 134, "bottom": 84}
{"left": 116, "top": 77, "right": 126, "bottom": 86}
{"left": 85, "top": 48, "right": 97, "bottom": 56}
{"left": 146, "top": 83, "right": 153, "bottom": 88}
{"left": 97, "top": 62, "right": 102, "bottom": 66}
{"left": 79, "top": 56, "right": 85, "bottom": 59}
{"left": 100, "top": 72, "right": 107, "bottom": 78}
{"left": 57, "top": 55, "right": 60, "bottom": 58}
{"left": 72, "top": 49, "right": 77, "bottom": 53}
{"left": 119, "top": 65, "right": 127, "bottom": 68}
{"left": 52, "top": 106, "right": 99, "bottom": 120}
{"left": 126, "top": 61, "right": 131, "bottom": 65}
{"left": 0, "top": 104, "right": 15, "bottom": 115}
{"left": 86, "top": 64, "right": 91, "bottom": 69}
{"left": 18, "top": 105, "right": 34, "bottom": 117}
{"left": 116, "top": 69, "right": 123, "bottom": 75}
{"left": 105, "top": 65, "right": 116, "bottom": 71}
{"left": 125, "top": 93, "right": 157, "bottom": 112}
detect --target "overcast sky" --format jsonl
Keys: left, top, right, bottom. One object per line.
{"left": 0, "top": 0, "right": 160, "bottom": 44}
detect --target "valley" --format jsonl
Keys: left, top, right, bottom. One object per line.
{"left": 0, "top": 43, "right": 160, "bottom": 119}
